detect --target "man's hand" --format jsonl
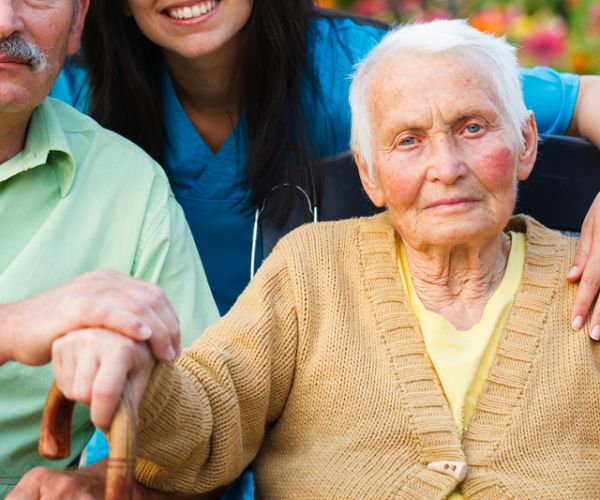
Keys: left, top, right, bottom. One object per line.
{"left": 8, "top": 463, "right": 107, "bottom": 500}
{"left": 8, "top": 461, "right": 224, "bottom": 500}
{"left": 1, "top": 268, "right": 180, "bottom": 366}
{"left": 51, "top": 328, "right": 155, "bottom": 431}
{"left": 568, "top": 192, "right": 600, "bottom": 340}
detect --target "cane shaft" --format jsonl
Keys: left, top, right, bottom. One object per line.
{"left": 106, "top": 380, "right": 138, "bottom": 500}
{"left": 39, "top": 380, "right": 138, "bottom": 500}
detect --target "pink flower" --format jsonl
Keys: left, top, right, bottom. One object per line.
{"left": 417, "top": 9, "right": 453, "bottom": 22}
{"left": 592, "top": 4, "right": 600, "bottom": 35}
{"left": 396, "top": 0, "right": 421, "bottom": 12}
{"left": 523, "top": 28, "right": 566, "bottom": 64}
{"left": 352, "top": 0, "right": 388, "bottom": 16}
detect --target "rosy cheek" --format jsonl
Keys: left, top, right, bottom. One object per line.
{"left": 476, "top": 146, "right": 516, "bottom": 187}
{"left": 387, "top": 174, "right": 414, "bottom": 195}
{"left": 381, "top": 168, "right": 422, "bottom": 207}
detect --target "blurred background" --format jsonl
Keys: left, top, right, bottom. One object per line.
{"left": 317, "top": 0, "right": 600, "bottom": 74}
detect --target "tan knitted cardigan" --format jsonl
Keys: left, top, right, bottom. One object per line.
{"left": 136, "top": 213, "right": 600, "bottom": 499}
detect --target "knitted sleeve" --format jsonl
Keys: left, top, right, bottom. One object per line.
{"left": 134, "top": 245, "right": 299, "bottom": 494}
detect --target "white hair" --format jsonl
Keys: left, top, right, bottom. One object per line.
{"left": 349, "top": 19, "right": 529, "bottom": 173}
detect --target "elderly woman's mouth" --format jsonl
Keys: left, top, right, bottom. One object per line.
{"left": 424, "top": 198, "right": 479, "bottom": 210}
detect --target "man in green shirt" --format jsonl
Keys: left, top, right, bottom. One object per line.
{"left": 0, "top": 0, "right": 218, "bottom": 495}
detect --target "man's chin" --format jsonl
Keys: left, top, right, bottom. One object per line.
{"left": 0, "top": 85, "right": 44, "bottom": 115}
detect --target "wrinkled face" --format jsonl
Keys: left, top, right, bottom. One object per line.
{"left": 0, "top": 0, "right": 87, "bottom": 115}
{"left": 126, "top": 0, "right": 253, "bottom": 60}
{"left": 357, "top": 52, "right": 537, "bottom": 251}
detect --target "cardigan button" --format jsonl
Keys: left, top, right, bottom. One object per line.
{"left": 427, "top": 461, "right": 468, "bottom": 482}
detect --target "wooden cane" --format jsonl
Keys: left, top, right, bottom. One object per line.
{"left": 39, "top": 380, "right": 138, "bottom": 500}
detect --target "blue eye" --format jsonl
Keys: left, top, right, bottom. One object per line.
{"left": 465, "top": 123, "right": 482, "bottom": 134}
{"left": 400, "top": 137, "right": 417, "bottom": 147}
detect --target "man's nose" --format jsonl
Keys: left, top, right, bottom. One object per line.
{"left": 425, "top": 135, "right": 466, "bottom": 184}
{"left": 0, "top": 0, "right": 24, "bottom": 40}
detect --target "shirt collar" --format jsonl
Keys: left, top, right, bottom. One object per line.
{"left": 0, "top": 99, "right": 76, "bottom": 197}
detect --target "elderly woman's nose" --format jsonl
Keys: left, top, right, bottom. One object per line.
{"left": 425, "top": 136, "right": 466, "bottom": 184}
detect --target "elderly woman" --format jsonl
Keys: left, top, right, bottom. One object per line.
{"left": 13, "top": 20, "right": 600, "bottom": 499}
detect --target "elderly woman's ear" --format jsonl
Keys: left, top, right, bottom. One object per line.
{"left": 517, "top": 111, "right": 538, "bottom": 182}
{"left": 355, "top": 151, "right": 386, "bottom": 208}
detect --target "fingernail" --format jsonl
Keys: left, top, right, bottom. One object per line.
{"left": 139, "top": 326, "right": 152, "bottom": 340}
{"left": 567, "top": 266, "right": 578, "bottom": 279}
{"left": 591, "top": 326, "right": 600, "bottom": 341}
{"left": 166, "top": 346, "right": 176, "bottom": 360}
{"left": 572, "top": 315, "right": 584, "bottom": 330}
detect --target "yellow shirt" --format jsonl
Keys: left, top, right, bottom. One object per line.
{"left": 398, "top": 232, "right": 525, "bottom": 499}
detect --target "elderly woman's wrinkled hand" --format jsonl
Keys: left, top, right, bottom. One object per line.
{"left": 51, "top": 328, "right": 155, "bottom": 431}
{"left": 568, "top": 192, "right": 600, "bottom": 340}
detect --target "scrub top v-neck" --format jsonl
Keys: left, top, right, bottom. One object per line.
{"left": 161, "top": 64, "right": 254, "bottom": 315}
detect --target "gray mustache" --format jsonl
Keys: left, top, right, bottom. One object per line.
{"left": 0, "top": 35, "right": 47, "bottom": 72}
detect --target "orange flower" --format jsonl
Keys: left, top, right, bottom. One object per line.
{"left": 469, "top": 9, "right": 508, "bottom": 36}
{"left": 316, "top": 0, "right": 337, "bottom": 7}
{"left": 570, "top": 51, "right": 593, "bottom": 74}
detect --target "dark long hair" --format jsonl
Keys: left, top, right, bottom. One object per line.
{"left": 82, "top": 0, "right": 316, "bottom": 208}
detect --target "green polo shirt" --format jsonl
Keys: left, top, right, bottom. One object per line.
{"left": 0, "top": 99, "right": 219, "bottom": 497}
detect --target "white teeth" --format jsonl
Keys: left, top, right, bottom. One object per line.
{"left": 166, "top": 1, "right": 217, "bottom": 20}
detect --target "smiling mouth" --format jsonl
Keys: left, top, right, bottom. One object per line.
{"left": 164, "top": 0, "right": 219, "bottom": 20}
